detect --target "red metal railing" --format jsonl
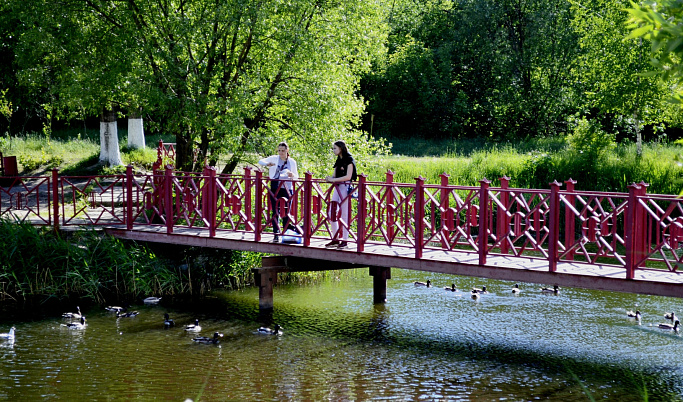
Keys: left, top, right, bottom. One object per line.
{"left": 1, "top": 165, "right": 680, "bottom": 279}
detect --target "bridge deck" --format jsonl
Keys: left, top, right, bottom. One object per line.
{"left": 105, "top": 226, "right": 683, "bottom": 298}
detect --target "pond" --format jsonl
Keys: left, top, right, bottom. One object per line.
{"left": 0, "top": 268, "right": 682, "bottom": 401}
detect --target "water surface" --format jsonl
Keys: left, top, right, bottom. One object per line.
{"left": 0, "top": 269, "right": 682, "bottom": 400}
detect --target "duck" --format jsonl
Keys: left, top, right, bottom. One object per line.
{"left": 541, "top": 285, "right": 560, "bottom": 294}
{"left": 0, "top": 327, "right": 15, "bottom": 340}
{"left": 444, "top": 283, "right": 457, "bottom": 292}
{"left": 185, "top": 319, "right": 201, "bottom": 332}
{"left": 62, "top": 316, "right": 86, "bottom": 329}
{"left": 471, "top": 286, "right": 488, "bottom": 294}
{"left": 471, "top": 291, "right": 481, "bottom": 300}
{"left": 163, "top": 313, "right": 175, "bottom": 328}
{"left": 143, "top": 297, "right": 162, "bottom": 305}
{"left": 627, "top": 310, "right": 642, "bottom": 322}
{"left": 116, "top": 310, "right": 139, "bottom": 318}
{"left": 105, "top": 305, "right": 126, "bottom": 313}
{"left": 658, "top": 320, "right": 680, "bottom": 331}
{"left": 257, "top": 324, "right": 282, "bottom": 335}
{"left": 414, "top": 280, "right": 431, "bottom": 287}
{"left": 62, "top": 306, "right": 82, "bottom": 319}
{"left": 664, "top": 312, "right": 678, "bottom": 322}
{"left": 511, "top": 284, "right": 521, "bottom": 294}
{"left": 193, "top": 332, "right": 223, "bottom": 345}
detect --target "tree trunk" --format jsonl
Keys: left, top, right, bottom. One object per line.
{"left": 127, "top": 108, "right": 145, "bottom": 150}
{"left": 99, "top": 108, "right": 122, "bottom": 166}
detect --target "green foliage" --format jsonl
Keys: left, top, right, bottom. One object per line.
{"left": 567, "top": 117, "right": 616, "bottom": 160}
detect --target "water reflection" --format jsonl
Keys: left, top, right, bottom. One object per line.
{"left": 0, "top": 269, "right": 681, "bottom": 400}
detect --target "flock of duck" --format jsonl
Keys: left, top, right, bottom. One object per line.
{"left": 0, "top": 296, "right": 283, "bottom": 345}
{"left": 414, "top": 279, "right": 681, "bottom": 332}
{"left": 413, "top": 279, "right": 560, "bottom": 299}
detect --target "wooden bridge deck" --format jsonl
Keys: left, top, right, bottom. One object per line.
{"left": 105, "top": 226, "right": 683, "bottom": 299}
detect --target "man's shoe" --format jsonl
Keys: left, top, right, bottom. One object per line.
{"left": 325, "top": 240, "right": 340, "bottom": 247}
{"left": 272, "top": 235, "right": 280, "bottom": 243}
{"left": 337, "top": 241, "right": 348, "bottom": 248}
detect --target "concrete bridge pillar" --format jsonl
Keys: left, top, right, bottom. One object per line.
{"left": 370, "top": 266, "right": 391, "bottom": 303}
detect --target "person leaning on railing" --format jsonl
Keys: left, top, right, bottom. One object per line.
{"left": 325, "top": 140, "right": 357, "bottom": 249}
{"left": 258, "top": 142, "right": 300, "bottom": 243}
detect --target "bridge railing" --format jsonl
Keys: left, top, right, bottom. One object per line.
{"left": 2, "top": 165, "right": 680, "bottom": 278}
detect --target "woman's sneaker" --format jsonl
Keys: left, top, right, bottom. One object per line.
{"left": 337, "top": 241, "right": 348, "bottom": 248}
{"left": 325, "top": 240, "right": 340, "bottom": 247}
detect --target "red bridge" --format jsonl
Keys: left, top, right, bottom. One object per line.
{"left": 2, "top": 163, "right": 683, "bottom": 308}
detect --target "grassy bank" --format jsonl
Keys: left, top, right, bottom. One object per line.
{"left": 0, "top": 219, "right": 262, "bottom": 306}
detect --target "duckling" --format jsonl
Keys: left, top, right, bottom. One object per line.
{"left": 185, "top": 319, "right": 202, "bottom": 332}
{"left": 62, "top": 316, "right": 86, "bottom": 329}
{"left": 444, "top": 283, "right": 457, "bottom": 292}
{"left": 627, "top": 310, "right": 642, "bottom": 322}
{"left": 664, "top": 312, "right": 678, "bottom": 322}
{"left": 193, "top": 332, "right": 223, "bottom": 344}
{"left": 116, "top": 311, "right": 139, "bottom": 318}
{"left": 105, "top": 305, "right": 126, "bottom": 313}
{"left": 0, "top": 327, "right": 15, "bottom": 340}
{"left": 143, "top": 297, "right": 161, "bottom": 305}
{"left": 471, "top": 286, "right": 488, "bottom": 294}
{"left": 257, "top": 324, "right": 282, "bottom": 335}
{"left": 163, "top": 313, "right": 175, "bottom": 328}
{"left": 62, "top": 306, "right": 82, "bottom": 319}
{"left": 658, "top": 320, "right": 680, "bottom": 331}
{"left": 511, "top": 284, "right": 521, "bottom": 294}
{"left": 541, "top": 285, "right": 560, "bottom": 294}
{"left": 414, "top": 280, "right": 431, "bottom": 287}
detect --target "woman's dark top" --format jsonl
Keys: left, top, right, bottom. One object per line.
{"left": 333, "top": 154, "right": 356, "bottom": 180}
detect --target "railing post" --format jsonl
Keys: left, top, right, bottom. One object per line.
{"left": 357, "top": 174, "right": 367, "bottom": 252}
{"left": 548, "top": 180, "right": 561, "bottom": 273}
{"left": 203, "top": 166, "right": 217, "bottom": 237}
{"left": 478, "top": 178, "right": 491, "bottom": 266}
{"left": 414, "top": 176, "right": 425, "bottom": 259}
{"left": 439, "top": 173, "right": 450, "bottom": 248}
{"left": 303, "top": 172, "right": 313, "bottom": 246}
{"left": 244, "top": 167, "right": 253, "bottom": 231}
{"left": 52, "top": 168, "right": 59, "bottom": 231}
{"left": 164, "top": 165, "right": 174, "bottom": 234}
{"left": 255, "top": 170, "right": 263, "bottom": 242}
{"left": 386, "top": 170, "right": 395, "bottom": 243}
{"left": 498, "top": 176, "right": 510, "bottom": 254}
{"left": 126, "top": 165, "right": 134, "bottom": 230}
{"left": 637, "top": 182, "right": 649, "bottom": 271}
{"left": 564, "top": 178, "right": 577, "bottom": 260}
{"left": 624, "top": 183, "right": 640, "bottom": 279}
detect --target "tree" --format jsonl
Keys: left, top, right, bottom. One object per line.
{"left": 626, "top": 0, "right": 683, "bottom": 104}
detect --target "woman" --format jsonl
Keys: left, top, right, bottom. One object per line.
{"left": 258, "top": 142, "right": 299, "bottom": 242}
{"left": 325, "top": 140, "right": 357, "bottom": 248}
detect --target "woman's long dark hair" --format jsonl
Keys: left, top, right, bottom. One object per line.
{"left": 334, "top": 140, "right": 350, "bottom": 159}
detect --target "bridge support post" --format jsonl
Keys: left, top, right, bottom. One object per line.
{"left": 256, "top": 269, "right": 278, "bottom": 310}
{"left": 369, "top": 266, "right": 391, "bottom": 303}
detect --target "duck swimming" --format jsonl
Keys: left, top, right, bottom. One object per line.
{"left": 444, "top": 284, "right": 457, "bottom": 292}
{"left": 116, "top": 311, "right": 139, "bottom": 318}
{"left": 511, "top": 284, "right": 521, "bottom": 294}
{"left": 414, "top": 280, "right": 431, "bottom": 287}
{"left": 471, "top": 286, "right": 488, "bottom": 294}
{"left": 257, "top": 324, "right": 282, "bottom": 335}
{"left": 143, "top": 297, "right": 161, "bottom": 305}
{"left": 541, "top": 285, "right": 560, "bottom": 294}
{"left": 193, "top": 332, "right": 223, "bottom": 344}
{"left": 627, "top": 310, "right": 642, "bottom": 322}
{"left": 62, "top": 316, "right": 86, "bottom": 329}
{"left": 185, "top": 319, "right": 201, "bottom": 332}
{"left": 0, "top": 327, "right": 15, "bottom": 340}
{"left": 664, "top": 312, "right": 678, "bottom": 322}
{"left": 105, "top": 305, "right": 126, "bottom": 313}
{"left": 471, "top": 290, "right": 481, "bottom": 300}
{"left": 163, "top": 313, "right": 175, "bottom": 328}
{"left": 658, "top": 320, "right": 680, "bottom": 331}
{"left": 62, "top": 306, "right": 82, "bottom": 319}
